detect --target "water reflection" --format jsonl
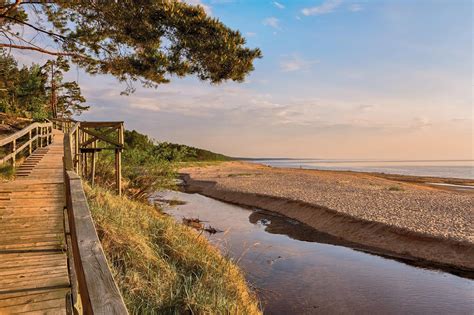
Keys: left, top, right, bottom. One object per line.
{"left": 154, "top": 191, "right": 474, "bottom": 315}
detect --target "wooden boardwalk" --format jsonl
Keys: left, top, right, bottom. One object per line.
{"left": 0, "top": 130, "right": 71, "bottom": 314}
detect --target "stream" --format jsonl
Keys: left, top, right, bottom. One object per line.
{"left": 154, "top": 190, "right": 474, "bottom": 314}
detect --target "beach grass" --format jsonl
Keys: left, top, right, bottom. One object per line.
{"left": 178, "top": 160, "right": 227, "bottom": 168}
{"left": 0, "top": 164, "right": 15, "bottom": 180}
{"left": 387, "top": 185, "right": 404, "bottom": 191}
{"left": 84, "top": 183, "right": 261, "bottom": 314}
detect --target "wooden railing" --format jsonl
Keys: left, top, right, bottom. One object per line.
{"left": 0, "top": 121, "right": 53, "bottom": 166}
{"left": 63, "top": 121, "right": 128, "bottom": 314}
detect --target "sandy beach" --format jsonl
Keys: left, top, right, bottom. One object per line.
{"left": 181, "top": 161, "right": 474, "bottom": 273}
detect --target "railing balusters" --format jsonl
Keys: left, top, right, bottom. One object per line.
{"left": 0, "top": 121, "right": 53, "bottom": 167}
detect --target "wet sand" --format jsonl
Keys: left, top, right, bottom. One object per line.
{"left": 180, "top": 161, "right": 474, "bottom": 272}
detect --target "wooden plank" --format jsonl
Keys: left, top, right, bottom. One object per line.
{"left": 0, "top": 288, "right": 68, "bottom": 314}
{"left": 79, "top": 121, "right": 123, "bottom": 128}
{"left": 0, "top": 128, "right": 70, "bottom": 314}
{"left": 79, "top": 127, "right": 122, "bottom": 148}
{"left": 0, "top": 121, "right": 127, "bottom": 314}
{"left": 66, "top": 171, "right": 127, "bottom": 314}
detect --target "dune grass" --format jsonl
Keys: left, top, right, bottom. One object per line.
{"left": 0, "top": 164, "right": 15, "bottom": 181}
{"left": 84, "top": 184, "right": 261, "bottom": 315}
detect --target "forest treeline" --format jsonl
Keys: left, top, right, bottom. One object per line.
{"left": 0, "top": 53, "right": 87, "bottom": 119}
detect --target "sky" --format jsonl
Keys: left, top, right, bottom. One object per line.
{"left": 14, "top": 0, "right": 474, "bottom": 159}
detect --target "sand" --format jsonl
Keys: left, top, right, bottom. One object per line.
{"left": 181, "top": 161, "right": 474, "bottom": 272}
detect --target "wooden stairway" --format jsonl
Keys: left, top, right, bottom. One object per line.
{"left": 0, "top": 130, "right": 71, "bottom": 314}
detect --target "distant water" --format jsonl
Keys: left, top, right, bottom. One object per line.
{"left": 248, "top": 159, "right": 474, "bottom": 180}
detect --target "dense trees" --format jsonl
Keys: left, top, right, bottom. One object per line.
{"left": 0, "top": 1, "right": 261, "bottom": 94}
{"left": 0, "top": 52, "right": 87, "bottom": 119}
{"left": 0, "top": 53, "right": 48, "bottom": 118}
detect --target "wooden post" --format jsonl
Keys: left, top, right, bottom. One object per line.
{"left": 91, "top": 140, "right": 96, "bottom": 186}
{"left": 84, "top": 132, "right": 88, "bottom": 179}
{"left": 75, "top": 129, "right": 79, "bottom": 173}
{"left": 115, "top": 123, "right": 123, "bottom": 196}
{"left": 39, "top": 127, "right": 43, "bottom": 147}
{"left": 36, "top": 127, "right": 40, "bottom": 148}
{"left": 11, "top": 139, "right": 16, "bottom": 167}
{"left": 81, "top": 129, "right": 85, "bottom": 177}
{"left": 28, "top": 129, "right": 32, "bottom": 155}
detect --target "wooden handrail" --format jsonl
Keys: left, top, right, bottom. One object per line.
{"left": 63, "top": 121, "right": 128, "bottom": 314}
{"left": 0, "top": 121, "right": 53, "bottom": 166}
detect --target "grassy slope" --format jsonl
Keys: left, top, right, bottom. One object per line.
{"left": 85, "top": 184, "right": 261, "bottom": 314}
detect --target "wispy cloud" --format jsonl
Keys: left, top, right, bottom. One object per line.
{"left": 273, "top": 1, "right": 285, "bottom": 9}
{"left": 302, "top": 0, "right": 342, "bottom": 16}
{"left": 245, "top": 32, "right": 257, "bottom": 37}
{"left": 410, "top": 117, "right": 432, "bottom": 130}
{"left": 356, "top": 104, "right": 374, "bottom": 112}
{"left": 262, "top": 17, "right": 280, "bottom": 29}
{"left": 280, "top": 55, "right": 319, "bottom": 72}
{"left": 348, "top": 4, "right": 363, "bottom": 12}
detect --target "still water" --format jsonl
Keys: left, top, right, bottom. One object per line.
{"left": 248, "top": 159, "right": 474, "bottom": 179}
{"left": 155, "top": 190, "right": 474, "bottom": 315}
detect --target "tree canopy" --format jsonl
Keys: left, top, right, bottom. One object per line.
{"left": 0, "top": 52, "right": 87, "bottom": 119}
{"left": 0, "top": 1, "right": 262, "bottom": 93}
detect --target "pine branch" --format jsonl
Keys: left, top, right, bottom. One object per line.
{"left": 0, "top": 43, "right": 81, "bottom": 57}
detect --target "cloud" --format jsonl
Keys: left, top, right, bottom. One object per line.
{"left": 302, "top": 0, "right": 342, "bottom": 16}
{"left": 280, "top": 55, "right": 319, "bottom": 72}
{"left": 182, "top": 0, "right": 212, "bottom": 14}
{"left": 245, "top": 32, "right": 257, "bottom": 37}
{"left": 273, "top": 1, "right": 285, "bottom": 9}
{"left": 348, "top": 4, "right": 363, "bottom": 12}
{"left": 410, "top": 117, "right": 432, "bottom": 130}
{"left": 356, "top": 104, "right": 374, "bottom": 112}
{"left": 263, "top": 17, "right": 280, "bottom": 29}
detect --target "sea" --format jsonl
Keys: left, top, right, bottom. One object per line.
{"left": 247, "top": 159, "right": 474, "bottom": 180}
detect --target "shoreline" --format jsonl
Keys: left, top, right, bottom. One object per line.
{"left": 180, "top": 161, "right": 474, "bottom": 275}
{"left": 245, "top": 162, "right": 474, "bottom": 189}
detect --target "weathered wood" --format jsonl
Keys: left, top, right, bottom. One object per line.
{"left": 0, "top": 122, "right": 52, "bottom": 166}
{"left": 116, "top": 123, "right": 124, "bottom": 196}
{"left": 74, "top": 128, "right": 79, "bottom": 172}
{"left": 4, "top": 119, "right": 127, "bottom": 314}
{"left": 61, "top": 119, "right": 127, "bottom": 314}
{"left": 80, "top": 147, "right": 103, "bottom": 153}
{"left": 28, "top": 129, "right": 32, "bottom": 155}
{"left": 0, "top": 130, "right": 71, "bottom": 313}
{"left": 79, "top": 121, "right": 123, "bottom": 128}
{"left": 80, "top": 127, "right": 123, "bottom": 148}
{"left": 81, "top": 126, "right": 116, "bottom": 147}
{"left": 91, "top": 140, "right": 97, "bottom": 186}
{"left": 11, "top": 138, "right": 16, "bottom": 167}
{"left": 65, "top": 171, "right": 127, "bottom": 314}
{"left": 0, "top": 122, "right": 49, "bottom": 146}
